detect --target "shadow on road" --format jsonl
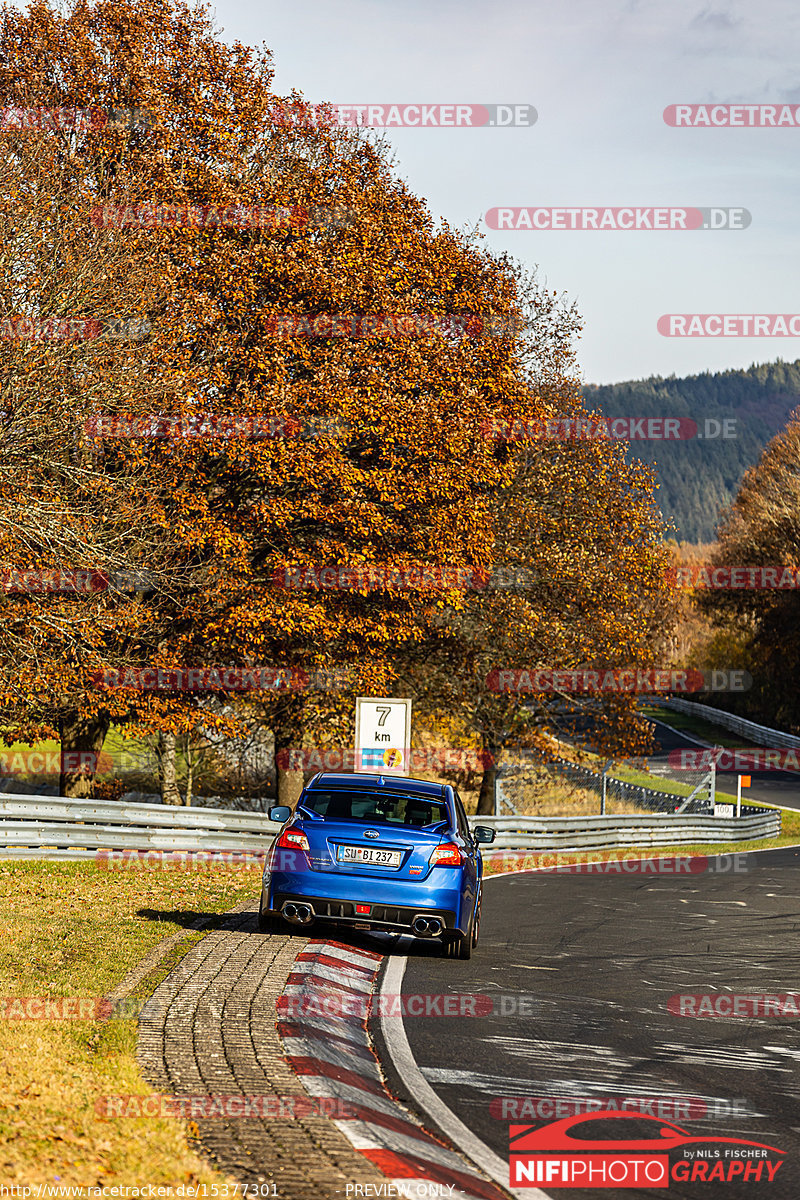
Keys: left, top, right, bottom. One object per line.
{"left": 136, "top": 904, "right": 462, "bottom": 958}
{"left": 135, "top": 905, "right": 259, "bottom": 931}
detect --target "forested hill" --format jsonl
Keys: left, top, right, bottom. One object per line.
{"left": 583, "top": 359, "right": 800, "bottom": 542}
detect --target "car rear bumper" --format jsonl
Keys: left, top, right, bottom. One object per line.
{"left": 264, "top": 862, "right": 471, "bottom": 932}
{"left": 272, "top": 891, "right": 457, "bottom": 932}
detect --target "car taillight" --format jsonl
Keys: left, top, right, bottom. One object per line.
{"left": 276, "top": 828, "right": 310, "bottom": 852}
{"left": 430, "top": 842, "right": 462, "bottom": 867}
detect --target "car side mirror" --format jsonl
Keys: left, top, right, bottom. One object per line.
{"left": 268, "top": 805, "right": 292, "bottom": 823}
{"left": 473, "top": 825, "right": 496, "bottom": 844}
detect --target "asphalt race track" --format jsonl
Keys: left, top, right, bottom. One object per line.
{"left": 649, "top": 718, "right": 800, "bottom": 812}
{"left": 382, "top": 849, "right": 800, "bottom": 1199}
{"left": 562, "top": 710, "right": 800, "bottom": 810}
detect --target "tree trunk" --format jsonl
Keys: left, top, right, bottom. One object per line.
{"left": 156, "top": 731, "right": 184, "bottom": 805}
{"left": 273, "top": 710, "right": 305, "bottom": 810}
{"left": 277, "top": 753, "right": 304, "bottom": 808}
{"left": 476, "top": 742, "right": 502, "bottom": 815}
{"left": 58, "top": 710, "right": 111, "bottom": 798}
{"left": 184, "top": 738, "right": 194, "bottom": 808}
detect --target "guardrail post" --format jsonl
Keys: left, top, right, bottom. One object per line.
{"left": 600, "top": 761, "right": 612, "bottom": 816}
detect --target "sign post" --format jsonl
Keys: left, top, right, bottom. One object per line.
{"left": 355, "top": 697, "right": 412, "bottom": 776}
{"left": 736, "top": 774, "right": 750, "bottom": 819}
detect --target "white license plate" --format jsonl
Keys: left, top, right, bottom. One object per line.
{"left": 337, "top": 845, "right": 402, "bottom": 867}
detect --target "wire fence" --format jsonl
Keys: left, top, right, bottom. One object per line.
{"left": 497, "top": 753, "right": 715, "bottom": 816}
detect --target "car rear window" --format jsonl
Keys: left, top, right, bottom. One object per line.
{"left": 299, "top": 790, "right": 448, "bottom": 827}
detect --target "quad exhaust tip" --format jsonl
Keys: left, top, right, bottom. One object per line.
{"left": 412, "top": 915, "right": 444, "bottom": 937}
{"left": 281, "top": 901, "right": 314, "bottom": 925}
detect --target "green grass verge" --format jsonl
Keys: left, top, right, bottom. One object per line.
{"left": 0, "top": 862, "right": 260, "bottom": 1188}
{"left": 640, "top": 703, "right": 765, "bottom": 750}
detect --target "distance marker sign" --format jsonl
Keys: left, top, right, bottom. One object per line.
{"left": 354, "top": 697, "right": 412, "bottom": 775}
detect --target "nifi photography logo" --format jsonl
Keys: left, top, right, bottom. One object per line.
{"left": 509, "top": 1111, "right": 785, "bottom": 1188}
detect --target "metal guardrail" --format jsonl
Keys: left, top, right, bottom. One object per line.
{"left": 659, "top": 698, "right": 800, "bottom": 749}
{"left": 469, "top": 807, "right": 780, "bottom": 851}
{"left": 0, "top": 793, "right": 278, "bottom": 859}
{"left": 0, "top": 786, "right": 781, "bottom": 861}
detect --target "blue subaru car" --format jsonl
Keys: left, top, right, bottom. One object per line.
{"left": 259, "top": 771, "right": 495, "bottom": 958}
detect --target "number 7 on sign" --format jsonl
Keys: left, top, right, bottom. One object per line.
{"left": 376, "top": 706, "right": 391, "bottom": 726}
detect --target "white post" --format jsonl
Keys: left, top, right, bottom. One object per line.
{"left": 736, "top": 775, "right": 742, "bottom": 819}
{"left": 601, "top": 761, "right": 612, "bottom": 816}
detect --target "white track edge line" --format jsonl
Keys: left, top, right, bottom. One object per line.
{"left": 481, "top": 842, "right": 800, "bottom": 880}
{"left": 379, "top": 954, "right": 548, "bottom": 1200}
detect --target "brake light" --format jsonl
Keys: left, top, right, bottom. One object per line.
{"left": 276, "top": 828, "right": 310, "bottom": 852}
{"left": 430, "top": 842, "right": 462, "bottom": 867}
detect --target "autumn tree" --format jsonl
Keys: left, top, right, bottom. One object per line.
{"left": 698, "top": 410, "right": 800, "bottom": 731}
{"left": 0, "top": 0, "right": 677, "bottom": 808}
{"left": 392, "top": 269, "right": 675, "bottom": 813}
{"left": 0, "top": 98, "right": 189, "bottom": 792}
{"left": 0, "top": 0, "right": 538, "bottom": 798}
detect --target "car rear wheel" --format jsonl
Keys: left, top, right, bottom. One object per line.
{"left": 444, "top": 903, "right": 475, "bottom": 960}
{"left": 471, "top": 889, "right": 482, "bottom": 949}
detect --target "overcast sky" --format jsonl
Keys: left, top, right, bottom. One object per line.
{"left": 210, "top": 0, "right": 799, "bottom": 384}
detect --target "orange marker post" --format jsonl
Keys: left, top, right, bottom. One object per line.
{"left": 736, "top": 774, "right": 751, "bottom": 818}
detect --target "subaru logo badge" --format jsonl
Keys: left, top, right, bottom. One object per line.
{"left": 364, "top": 829, "right": 379, "bottom": 839}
